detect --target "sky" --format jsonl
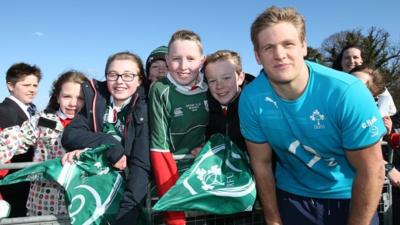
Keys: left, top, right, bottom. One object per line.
{"left": 0, "top": 0, "right": 399, "bottom": 109}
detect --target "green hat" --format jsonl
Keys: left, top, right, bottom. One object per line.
{"left": 146, "top": 46, "right": 168, "bottom": 76}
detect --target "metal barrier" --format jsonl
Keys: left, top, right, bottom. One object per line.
{"left": 0, "top": 215, "right": 69, "bottom": 225}
{"left": 379, "top": 178, "right": 393, "bottom": 225}
{"left": 0, "top": 145, "right": 397, "bottom": 225}
{"left": 379, "top": 143, "right": 395, "bottom": 225}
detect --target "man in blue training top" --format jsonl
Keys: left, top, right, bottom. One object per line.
{"left": 239, "top": 6, "right": 386, "bottom": 225}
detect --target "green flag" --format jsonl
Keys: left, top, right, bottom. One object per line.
{"left": 153, "top": 134, "right": 256, "bottom": 214}
{"left": 0, "top": 144, "right": 124, "bottom": 225}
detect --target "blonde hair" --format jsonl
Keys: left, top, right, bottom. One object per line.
{"left": 168, "top": 29, "right": 203, "bottom": 54}
{"left": 203, "top": 50, "right": 242, "bottom": 74}
{"left": 251, "top": 6, "right": 306, "bottom": 50}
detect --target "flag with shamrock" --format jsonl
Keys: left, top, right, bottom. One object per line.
{"left": 153, "top": 134, "right": 256, "bottom": 214}
{"left": 0, "top": 144, "right": 124, "bottom": 225}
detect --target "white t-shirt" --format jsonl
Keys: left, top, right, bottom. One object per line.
{"left": 376, "top": 88, "right": 397, "bottom": 116}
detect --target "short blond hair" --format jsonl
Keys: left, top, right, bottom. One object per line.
{"left": 251, "top": 6, "right": 306, "bottom": 50}
{"left": 203, "top": 50, "right": 242, "bottom": 75}
{"left": 168, "top": 29, "right": 203, "bottom": 54}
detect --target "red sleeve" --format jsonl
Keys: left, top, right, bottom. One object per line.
{"left": 150, "top": 151, "right": 186, "bottom": 225}
{"left": 389, "top": 133, "right": 400, "bottom": 149}
{"left": 0, "top": 166, "right": 9, "bottom": 178}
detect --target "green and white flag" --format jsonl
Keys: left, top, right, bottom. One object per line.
{"left": 0, "top": 144, "right": 124, "bottom": 225}
{"left": 153, "top": 134, "right": 256, "bottom": 214}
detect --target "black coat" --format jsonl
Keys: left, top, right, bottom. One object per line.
{"left": 61, "top": 80, "right": 150, "bottom": 223}
{"left": 205, "top": 74, "right": 255, "bottom": 152}
{"left": 206, "top": 93, "right": 247, "bottom": 152}
{"left": 0, "top": 97, "right": 28, "bottom": 129}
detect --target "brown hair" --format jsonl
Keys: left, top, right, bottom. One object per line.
{"left": 46, "top": 70, "right": 89, "bottom": 112}
{"left": 104, "top": 51, "right": 145, "bottom": 83}
{"left": 203, "top": 50, "right": 242, "bottom": 75}
{"left": 251, "top": 6, "right": 306, "bottom": 50}
{"left": 168, "top": 29, "right": 203, "bottom": 54}
{"left": 350, "top": 65, "right": 385, "bottom": 97}
{"left": 6, "top": 62, "right": 42, "bottom": 85}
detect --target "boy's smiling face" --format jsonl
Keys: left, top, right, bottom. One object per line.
{"left": 166, "top": 40, "right": 205, "bottom": 87}
{"left": 205, "top": 59, "right": 244, "bottom": 105}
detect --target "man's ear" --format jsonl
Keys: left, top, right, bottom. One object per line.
{"left": 254, "top": 48, "right": 262, "bottom": 65}
{"left": 302, "top": 40, "right": 308, "bottom": 57}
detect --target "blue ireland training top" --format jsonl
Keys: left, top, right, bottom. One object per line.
{"left": 239, "top": 61, "right": 386, "bottom": 199}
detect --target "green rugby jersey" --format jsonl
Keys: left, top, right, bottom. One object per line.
{"left": 149, "top": 76, "right": 209, "bottom": 155}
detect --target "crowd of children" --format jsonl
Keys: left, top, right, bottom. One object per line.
{"left": 0, "top": 6, "right": 399, "bottom": 225}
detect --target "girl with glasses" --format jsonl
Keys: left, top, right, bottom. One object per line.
{"left": 61, "top": 51, "right": 150, "bottom": 224}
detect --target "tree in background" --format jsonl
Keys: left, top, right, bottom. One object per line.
{"left": 305, "top": 47, "right": 325, "bottom": 65}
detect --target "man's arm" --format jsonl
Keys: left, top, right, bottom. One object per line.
{"left": 345, "top": 141, "right": 384, "bottom": 225}
{"left": 246, "top": 140, "right": 282, "bottom": 225}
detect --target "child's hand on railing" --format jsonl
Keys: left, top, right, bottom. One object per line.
{"left": 388, "top": 167, "right": 400, "bottom": 187}
{"left": 190, "top": 146, "right": 202, "bottom": 157}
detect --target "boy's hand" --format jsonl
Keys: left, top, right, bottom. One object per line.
{"left": 388, "top": 167, "right": 400, "bottom": 187}
{"left": 383, "top": 116, "right": 392, "bottom": 135}
{"left": 62, "top": 149, "right": 84, "bottom": 165}
{"left": 190, "top": 146, "right": 202, "bottom": 157}
{"left": 113, "top": 155, "right": 127, "bottom": 170}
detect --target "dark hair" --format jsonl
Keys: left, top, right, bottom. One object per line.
{"left": 350, "top": 64, "right": 385, "bottom": 97}
{"left": 332, "top": 45, "right": 363, "bottom": 71}
{"left": 6, "top": 62, "right": 42, "bottom": 85}
{"left": 45, "top": 70, "right": 89, "bottom": 112}
{"left": 104, "top": 51, "right": 146, "bottom": 84}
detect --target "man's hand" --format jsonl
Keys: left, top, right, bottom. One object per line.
{"left": 62, "top": 149, "right": 84, "bottom": 165}
{"left": 113, "top": 155, "right": 127, "bottom": 170}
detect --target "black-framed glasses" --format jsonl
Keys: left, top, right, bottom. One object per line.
{"left": 106, "top": 72, "right": 139, "bottom": 82}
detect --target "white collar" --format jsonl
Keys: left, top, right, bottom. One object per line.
{"left": 166, "top": 72, "right": 207, "bottom": 93}
{"left": 56, "top": 110, "right": 69, "bottom": 120}
{"left": 110, "top": 97, "right": 131, "bottom": 112}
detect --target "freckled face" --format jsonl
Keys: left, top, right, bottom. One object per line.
{"left": 166, "top": 40, "right": 205, "bottom": 86}
{"left": 205, "top": 60, "right": 244, "bottom": 105}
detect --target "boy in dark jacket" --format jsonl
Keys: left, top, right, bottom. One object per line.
{"left": 203, "top": 50, "right": 253, "bottom": 151}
